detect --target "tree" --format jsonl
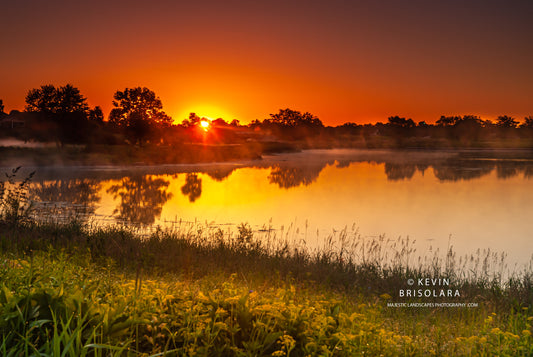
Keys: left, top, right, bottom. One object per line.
{"left": 521, "top": 116, "right": 533, "bottom": 129}
{"left": 0, "top": 99, "right": 4, "bottom": 114}
{"left": 496, "top": 115, "right": 519, "bottom": 128}
{"left": 25, "top": 84, "right": 89, "bottom": 114}
{"left": 109, "top": 87, "right": 172, "bottom": 145}
{"left": 181, "top": 112, "right": 202, "bottom": 128}
{"left": 269, "top": 108, "right": 323, "bottom": 127}
{"left": 24, "top": 84, "right": 92, "bottom": 145}
{"left": 88, "top": 106, "right": 104, "bottom": 123}
{"left": 436, "top": 116, "right": 461, "bottom": 126}
{"left": 387, "top": 116, "right": 415, "bottom": 128}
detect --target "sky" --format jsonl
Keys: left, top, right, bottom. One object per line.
{"left": 1, "top": 0, "right": 532, "bottom": 125}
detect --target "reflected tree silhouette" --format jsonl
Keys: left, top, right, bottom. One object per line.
{"left": 524, "top": 166, "right": 533, "bottom": 179}
{"left": 107, "top": 175, "right": 172, "bottom": 225}
{"left": 206, "top": 168, "right": 235, "bottom": 182}
{"left": 267, "top": 165, "right": 322, "bottom": 189}
{"left": 181, "top": 173, "right": 202, "bottom": 202}
{"left": 31, "top": 179, "right": 101, "bottom": 218}
{"left": 416, "top": 163, "right": 430, "bottom": 175}
{"left": 432, "top": 160, "right": 496, "bottom": 181}
{"left": 384, "top": 163, "right": 417, "bottom": 181}
{"left": 496, "top": 162, "right": 520, "bottom": 180}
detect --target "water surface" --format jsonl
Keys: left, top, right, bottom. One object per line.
{"left": 11, "top": 149, "right": 533, "bottom": 267}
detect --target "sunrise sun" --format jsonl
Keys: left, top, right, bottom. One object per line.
{"left": 200, "top": 119, "right": 210, "bottom": 131}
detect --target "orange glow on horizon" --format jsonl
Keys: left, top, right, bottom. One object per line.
{"left": 174, "top": 103, "right": 235, "bottom": 125}
{"left": 1, "top": 1, "right": 532, "bottom": 126}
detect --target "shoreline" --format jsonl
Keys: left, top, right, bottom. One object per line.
{"left": 2, "top": 143, "right": 533, "bottom": 170}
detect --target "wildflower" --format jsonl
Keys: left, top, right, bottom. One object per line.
{"left": 504, "top": 332, "right": 519, "bottom": 340}
{"left": 522, "top": 330, "right": 531, "bottom": 337}
{"left": 197, "top": 291, "right": 209, "bottom": 302}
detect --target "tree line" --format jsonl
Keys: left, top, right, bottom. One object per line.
{"left": 1, "top": 84, "right": 532, "bottom": 148}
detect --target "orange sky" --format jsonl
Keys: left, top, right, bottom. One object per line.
{"left": 1, "top": 0, "right": 532, "bottom": 125}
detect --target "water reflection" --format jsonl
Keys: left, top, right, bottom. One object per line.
{"left": 525, "top": 166, "right": 533, "bottom": 179}
{"left": 384, "top": 163, "right": 417, "bottom": 181}
{"left": 432, "top": 163, "right": 494, "bottom": 182}
{"left": 31, "top": 179, "right": 101, "bottom": 219}
{"left": 23, "top": 150, "right": 533, "bottom": 226}
{"left": 181, "top": 173, "right": 202, "bottom": 202}
{"left": 267, "top": 165, "right": 323, "bottom": 188}
{"left": 19, "top": 149, "right": 533, "bottom": 265}
{"left": 206, "top": 168, "right": 234, "bottom": 182}
{"left": 107, "top": 175, "right": 172, "bottom": 225}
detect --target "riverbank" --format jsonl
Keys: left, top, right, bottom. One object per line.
{"left": 0, "top": 141, "right": 301, "bottom": 168}
{"left": 1, "top": 220, "right": 532, "bottom": 355}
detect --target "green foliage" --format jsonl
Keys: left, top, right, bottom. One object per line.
{"left": 1, "top": 249, "right": 532, "bottom": 356}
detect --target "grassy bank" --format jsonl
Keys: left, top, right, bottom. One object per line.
{"left": 1, "top": 219, "right": 533, "bottom": 356}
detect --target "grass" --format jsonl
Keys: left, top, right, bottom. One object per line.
{"left": 1, "top": 219, "right": 533, "bottom": 356}
{"left": 1, "top": 246, "right": 533, "bottom": 356}
{"left": 2, "top": 170, "right": 533, "bottom": 355}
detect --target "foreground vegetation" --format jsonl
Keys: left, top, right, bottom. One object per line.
{"left": 2, "top": 169, "right": 533, "bottom": 355}
{"left": 0, "top": 218, "right": 532, "bottom": 356}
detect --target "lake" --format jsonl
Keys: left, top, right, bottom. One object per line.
{"left": 7, "top": 149, "right": 533, "bottom": 268}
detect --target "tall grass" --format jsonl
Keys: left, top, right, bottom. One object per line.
{"left": 1, "top": 219, "right": 532, "bottom": 312}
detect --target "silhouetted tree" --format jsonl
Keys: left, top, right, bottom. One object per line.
{"left": 269, "top": 108, "right": 323, "bottom": 127}
{"left": 436, "top": 116, "right": 461, "bottom": 126}
{"left": 25, "top": 84, "right": 89, "bottom": 114}
{"left": 88, "top": 106, "right": 104, "bottom": 123}
{"left": 212, "top": 118, "right": 228, "bottom": 127}
{"left": 109, "top": 87, "right": 172, "bottom": 146}
{"left": 452, "top": 115, "right": 484, "bottom": 143}
{"left": 385, "top": 116, "right": 416, "bottom": 142}
{"left": 521, "top": 116, "right": 533, "bottom": 129}
{"left": 0, "top": 99, "right": 4, "bottom": 115}
{"left": 264, "top": 108, "right": 324, "bottom": 140}
{"left": 181, "top": 112, "right": 202, "bottom": 128}
{"left": 496, "top": 115, "right": 519, "bottom": 128}
{"left": 24, "top": 84, "right": 93, "bottom": 145}
{"left": 387, "top": 116, "right": 415, "bottom": 128}
{"left": 181, "top": 173, "right": 202, "bottom": 202}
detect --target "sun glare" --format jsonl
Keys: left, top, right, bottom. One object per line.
{"left": 200, "top": 120, "right": 210, "bottom": 131}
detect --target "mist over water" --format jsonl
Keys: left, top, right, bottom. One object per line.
{"left": 8, "top": 149, "right": 533, "bottom": 267}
